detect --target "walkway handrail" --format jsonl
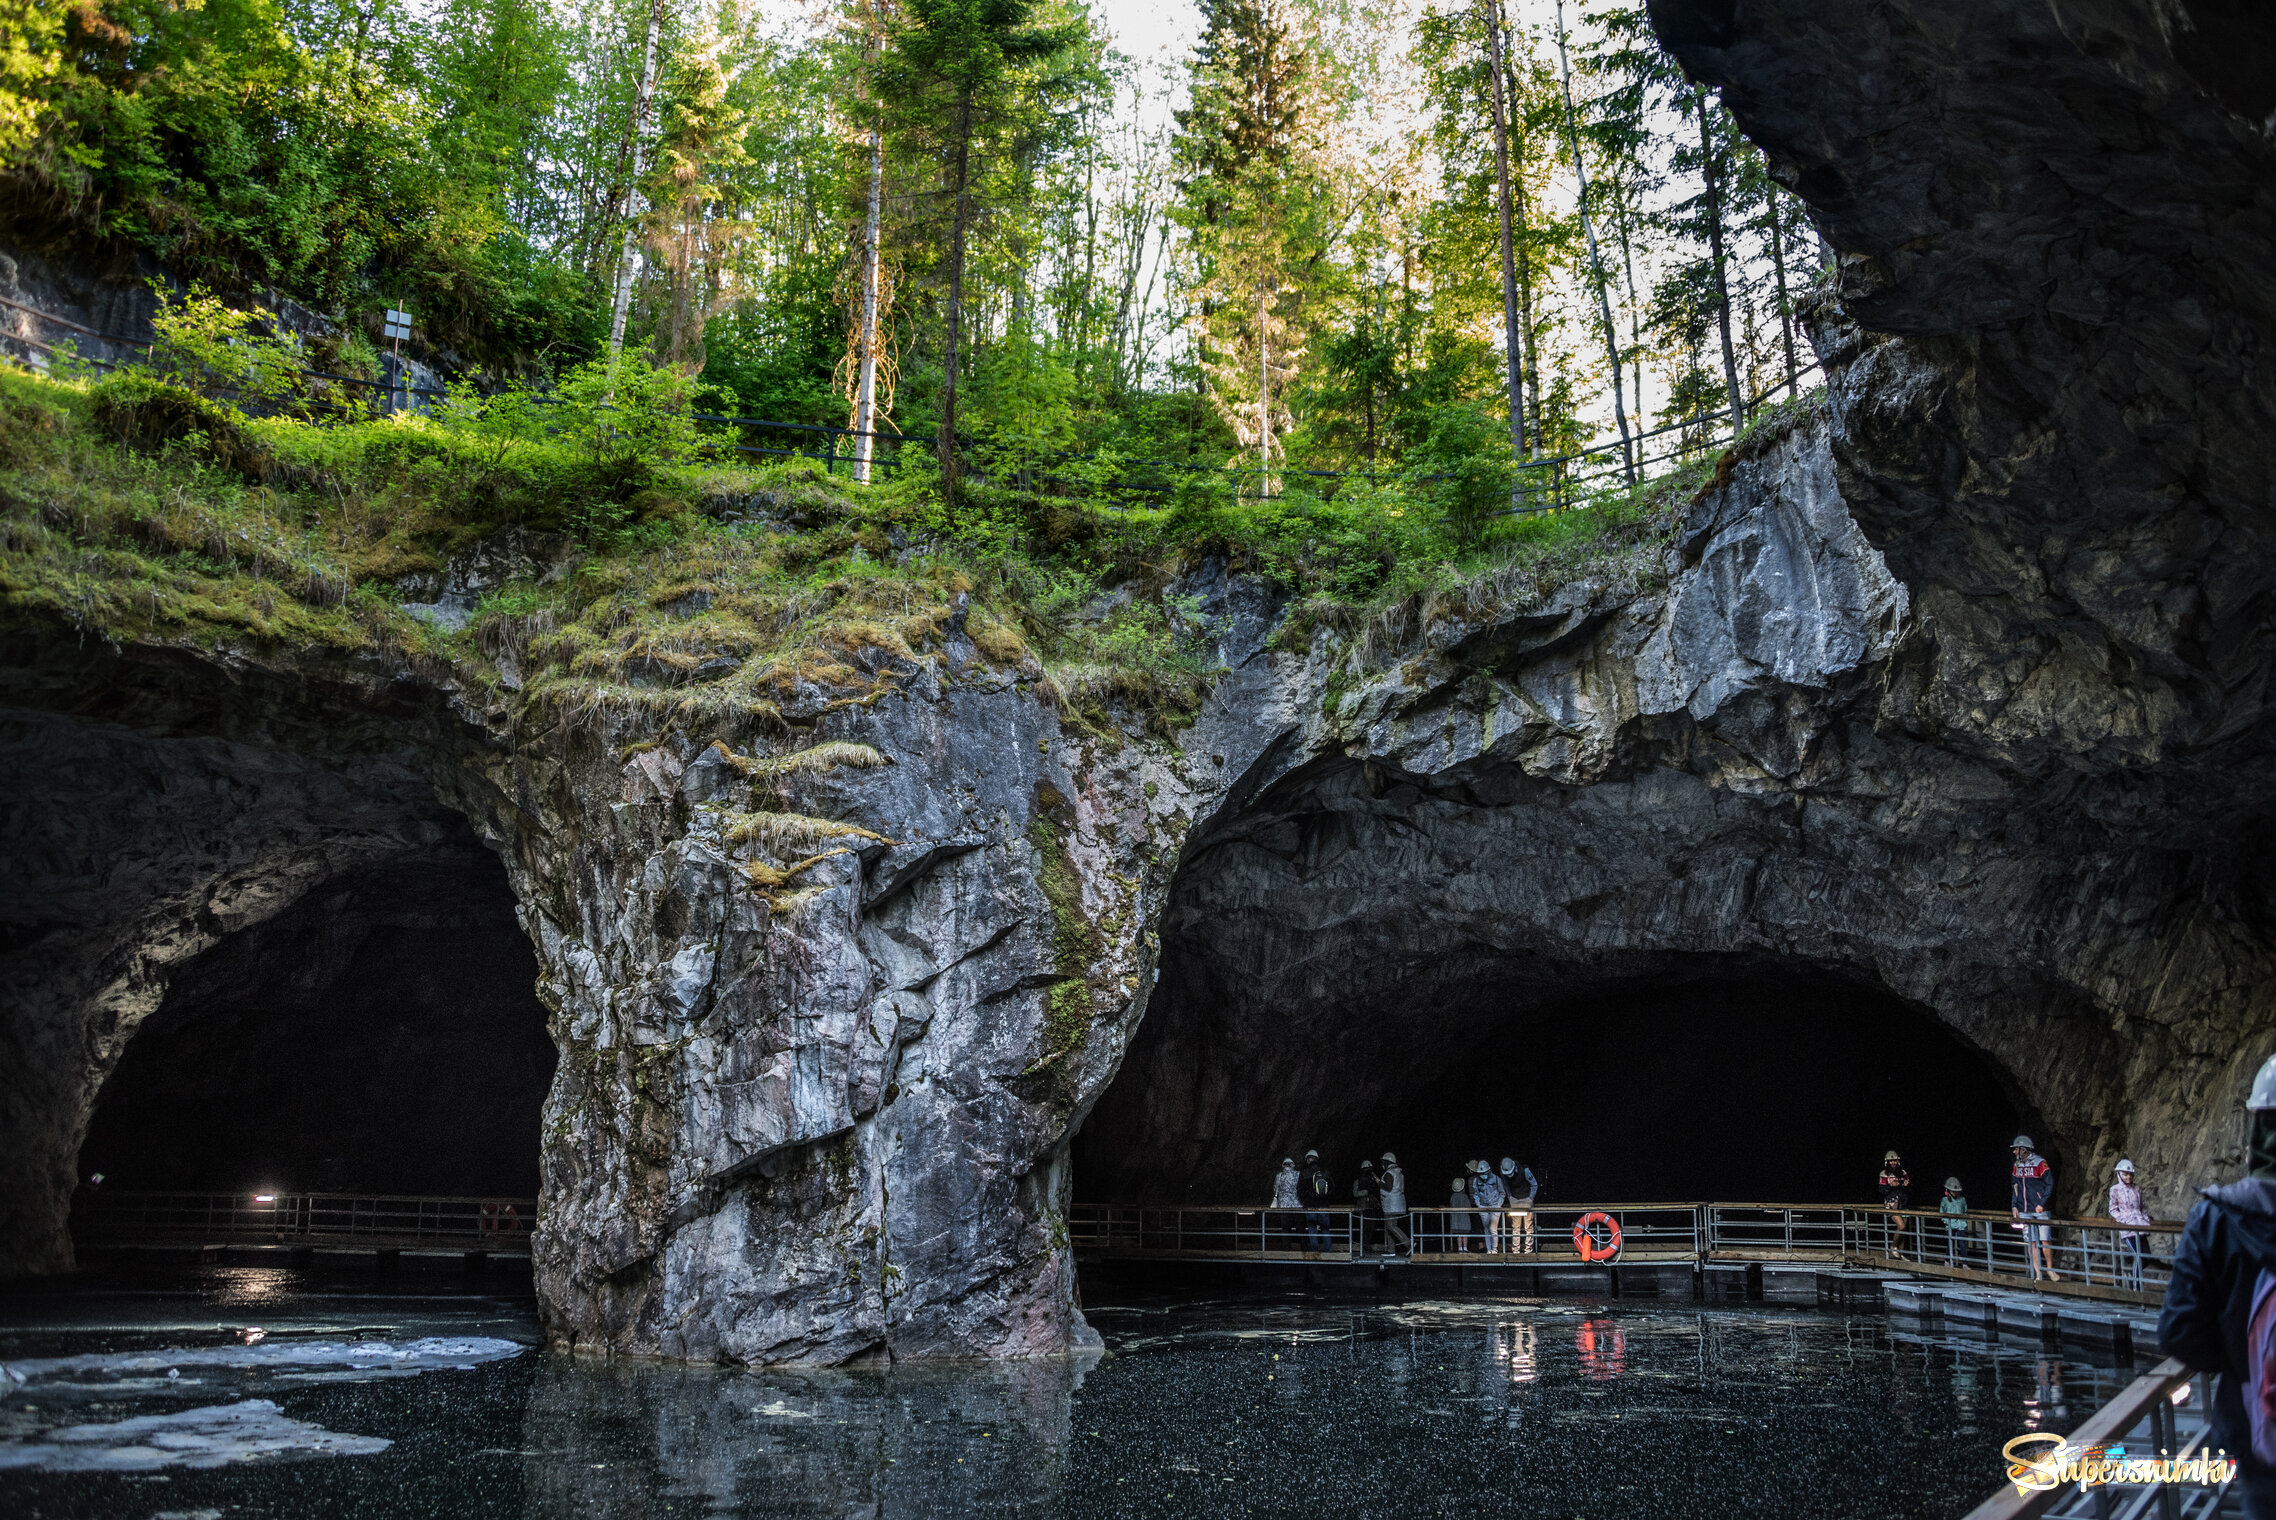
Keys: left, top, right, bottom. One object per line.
{"left": 1961, "top": 1357, "right": 2231, "bottom": 1520}
{"left": 72, "top": 1189, "right": 541, "bottom": 1248}
{"left": 1072, "top": 1200, "right": 2186, "bottom": 1304}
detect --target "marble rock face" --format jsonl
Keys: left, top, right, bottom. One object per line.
{"left": 4, "top": 0, "right": 2275, "bottom": 1362}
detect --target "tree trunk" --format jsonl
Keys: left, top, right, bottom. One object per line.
{"left": 1768, "top": 189, "right": 1798, "bottom": 398}
{"left": 854, "top": 121, "right": 884, "bottom": 483}
{"left": 1615, "top": 191, "right": 1645, "bottom": 430}
{"left": 1697, "top": 88, "right": 1744, "bottom": 440}
{"left": 1257, "top": 279, "right": 1272, "bottom": 494}
{"left": 606, "top": 0, "right": 666, "bottom": 367}
{"left": 1483, "top": 0, "right": 1528, "bottom": 510}
{"left": 1552, "top": 0, "right": 1634, "bottom": 486}
{"left": 939, "top": 99, "right": 974, "bottom": 514}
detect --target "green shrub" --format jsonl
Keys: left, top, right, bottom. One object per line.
{"left": 145, "top": 284, "right": 308, "bottom": 415}
{"left": 88, "top": 373, "right": 259, "bottom": 472}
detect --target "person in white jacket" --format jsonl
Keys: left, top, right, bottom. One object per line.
{"left": 1378, "top": 1152, "right": 1410, "bottom": 1255}
{"left": 1269, "top": 1157, "right": 1301, "bottom": 1252}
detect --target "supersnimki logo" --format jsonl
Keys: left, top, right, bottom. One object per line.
{"left": 2001, "top": 1433, "right": 2239, "bottom": 1496}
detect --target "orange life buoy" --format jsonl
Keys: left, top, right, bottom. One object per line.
{"left": 480, "top": 1202, "right": 520, "bottom": 1236}
{"left": 1572, "top": 1211, "right": 1622, "bottom": 1261}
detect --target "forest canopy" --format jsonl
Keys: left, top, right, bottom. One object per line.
{"left": 0, "top": 0, "right": 1824, "bottom": 515}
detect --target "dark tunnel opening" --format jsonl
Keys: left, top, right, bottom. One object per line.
{"left": 1075, "top": 963, "right": 2026, "bottom": 1216}
{"left": 79, "top": 832, "right": 556, "bottom": 1199}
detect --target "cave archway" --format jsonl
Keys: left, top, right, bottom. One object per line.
{"left": 78, "top": 830, "right": 555, "bottom": 1199}
{"left": 1075, "top": 756, "right": 2034, "bottom": 1213}
{"left": 1077, "top": 961, "right": 2023, "bottom": 1210}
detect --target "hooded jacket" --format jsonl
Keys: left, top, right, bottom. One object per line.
{"left": 2160, "top": 1177, "right": 2276, "bottom": 1475}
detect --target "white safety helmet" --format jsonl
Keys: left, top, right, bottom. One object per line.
{"left": 2252, "top": 1052, "right": 2276, "bottom": 1109}
{"left": 1944, "top": 1176, "right": 1962, "bottom": 1190}
{"left": 1381, "top": 1152, "right": 1397, "bottom": 1166}
{"left": 1304, "top": 1149, "right": 1319, "bottom": 1161}
{"left": 1499, "top": 1157, "right": 1516, "bottom": 1174}
{"left": 2114, "top": 1159, "right": 2136, "bottom": 1173}
{"left": 1280, "top": 1157, "right": 1295, "bottom": 1168}
{"left": 2011, "top": 1134, "right": 2035, "bottom": 1150}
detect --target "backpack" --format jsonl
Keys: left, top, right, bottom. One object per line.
{"left": 2248, "top": 1268, "right": 2276, "bottom": 1465}
{"left": 1305, "top": 1168, "right": 1332, "bottom": 1203}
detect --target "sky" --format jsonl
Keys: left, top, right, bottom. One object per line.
{"left": 1091, "top": 0, "right": 1206, "bottom": 67}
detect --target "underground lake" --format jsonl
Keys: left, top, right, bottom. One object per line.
{"left": 0, "top": 1264, "right": 2135, "bottom": 1519}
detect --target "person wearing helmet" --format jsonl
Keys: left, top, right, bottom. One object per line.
{"left": 2107, "top": 1159, "right": 2153, "bottom": 1288}
{"left": 1879, "top": 1150, "right": 1914, "bottom": 1261}
{"left": 1471, "top": 1159, "right": 1507, "bottom": 1253}
{"left": 1378, "top": 1152, "right": 1410, "bottom": 1256}
{"left": 1938, "top": 1177, "right": 1970, "bottom": 1267}
{"left": 1352, "top": 1159, "right": 1379, "bottom": 1256}
{"left": 1270, "top": 1156, "right": 1300, "bottom": 1250}
{"left": 2162, "top": 1052, "right": 2276, "bottom": 1516}
{"left": 1298, "top": 1149, "right": 1335, "bottom": 1253}
{"left": 1501, "top": 1157, "right": 1538, "bottom": 1253}
{"left": 2010, "top": 1135, "right": 2058, "bottom": 1281}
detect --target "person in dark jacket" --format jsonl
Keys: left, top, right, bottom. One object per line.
{"left": 1352, "top": 1160, "right": 1379, "bottom": 1256}
{"left": 2162, "top": 1052, "right": 2276, "bottom": 1517}
{"left": 1299, "top": 1149, "right": 1335, "bottom": 1252}
{"left": 2010, "top": 1135, "right": 2058, "bottom": 1281}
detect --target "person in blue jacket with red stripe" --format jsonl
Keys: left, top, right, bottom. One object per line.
{"left": 2010, "top": 1135, "right": 2057, "bottom": 1281}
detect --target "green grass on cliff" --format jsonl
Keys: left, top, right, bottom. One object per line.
{"left": 0, "top": 363, "right": 1790, "bottom": 730}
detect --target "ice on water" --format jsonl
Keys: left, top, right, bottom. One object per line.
{"left": 0, "top": 1398, "right": 391, "bottom": 1471}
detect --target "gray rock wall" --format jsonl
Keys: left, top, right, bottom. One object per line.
{"left": 2, "top": 0, "right": 2272, "bottom": 1362}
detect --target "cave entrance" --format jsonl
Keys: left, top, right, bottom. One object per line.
{"left": 79, "top": 830, "right": 556, "bottom": 1200}
{"left": 1074, "top": 960, "right": 2025, "bottom": 1217}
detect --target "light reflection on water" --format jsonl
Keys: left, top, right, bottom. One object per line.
{"left": 0, "top": 1272, "right": 2140, "bottom": 1519}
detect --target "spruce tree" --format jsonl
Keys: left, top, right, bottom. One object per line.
{"left": 876, "top": 0, "right": 1090, "bottom": 513}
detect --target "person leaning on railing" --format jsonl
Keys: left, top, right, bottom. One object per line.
{"left": 2160, "top": 1051, "right": 2276, "bottom": 1519}
{"left": 1471, "top": 1160, "right": 1507, "bottom": 1253}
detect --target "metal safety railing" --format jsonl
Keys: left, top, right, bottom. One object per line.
{"left": 1845, "top": 1206, "right": 2183, "bottom": 1305}
{"left": 1069, "top": 1201, "right": 2185, "bottom": 1300}
{"left": 72, "top": 1190, "right": 541, "bottom": 1251}
{"left": 1398, "top": 1204, "right": 1708, "bottom": 1262}
{"left": 1069, "top": 1205, "right": 1360, "bottom": 1260}
{"left": 1962, "top": 1358, "right": 2235, "bottom": 1520}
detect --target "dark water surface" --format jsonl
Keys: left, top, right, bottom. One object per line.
{"left": 0, "top": 1265, "right": 2131, "bottom": 1518}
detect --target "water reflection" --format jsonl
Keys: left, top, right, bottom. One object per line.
{"left": 2022, "top": 1356, "right": 2070, "bottom": 1430}
{"left": 517, "top": 1353, "right": 1091, "bottom": 1518}
{"left": 1576, "top": 1315, "right": 1627, "bottom": 1381}
{"left": 0, "top": 1275, "right": 2148, "bottom": 1519}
